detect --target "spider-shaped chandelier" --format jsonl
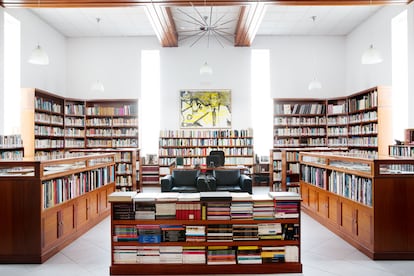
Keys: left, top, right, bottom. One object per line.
{"left": 174, "top": 5, "right": 237, "bottom": 47}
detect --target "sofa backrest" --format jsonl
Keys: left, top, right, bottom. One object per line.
{"left": 214, "top": 169, "right": 240, "bottom": 186}
{"left": 172, "top": 169, "right": 199, "bottom": 186}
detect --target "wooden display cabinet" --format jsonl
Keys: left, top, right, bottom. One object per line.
{"left": 299, "top": 151, "right": 414, "bottom": 259}
{"left": 0, "top": 153, "right": 116, "bottom": 263}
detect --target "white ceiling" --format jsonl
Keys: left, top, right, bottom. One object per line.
{"left": 31, "top": 5, "right": 382, "bottom": 41}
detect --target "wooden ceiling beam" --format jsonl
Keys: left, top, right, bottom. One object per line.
{"left": 145, "top": 5, "right": 178, "bottom": 47}
{"left": 1, "top": 0, "right": 411, "bottom": 8}
{"left": 235, "top": 2, "right": 266, "bottom": 47}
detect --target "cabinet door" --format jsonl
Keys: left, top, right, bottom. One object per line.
{"left": 42, "top": 211, "right": 58, "bottom": 249}
{"left": 308, "top": 186, "right": 318, "bottom": 212}
{"left": 76, "top": 196, "right": 89, "bottom": 229}
{"left": 99, "top": 186, "right": 113, "bottom": 214}
{"left": 59, "top": 204, "right": 75, "bottom": 238}
{"left": 355, "top": 205, "right": 373, "bottom": 248}
{"left": 328, "top": 195, "right": 340, "bottom": 226}
{"left": 340, "top": 200, "right": 355, "bottom": 237}
{"left": 88, "top": 192, "right": 99, "bottom": 221}
{"left": 317, "top": 191, "right": 329, "bottom": 219}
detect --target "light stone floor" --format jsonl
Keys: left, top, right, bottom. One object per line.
{"left": 1, "top": 186, "right": 413, "bottom": 276}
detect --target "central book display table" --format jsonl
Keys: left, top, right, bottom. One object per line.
{"left": 108, "top": 191, "right": 302, "bottom": 275}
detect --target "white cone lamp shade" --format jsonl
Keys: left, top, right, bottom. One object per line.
{"left": 361, "top": 44, "right": 383, "bottom": 65}
{"left": 91, "top": 80, "right": 105, "bottom": 92}
{"left": 308, "top": 77, "right": 322, "bottom": 91}
{"left": 28, "top": 45, "right": 49, "bottom": 65}
{"left": 200, "top": 62, "right": 213, "bottom": 75}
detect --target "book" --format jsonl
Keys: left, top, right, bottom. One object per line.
{"left": 268, "top": 191, "right": 301, "bottom": 201}
{"left": 108, "top": 191, "right": 137, "bottom": 202}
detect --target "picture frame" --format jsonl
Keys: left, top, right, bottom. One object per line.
{"left": 180, "top": 89, "right": 232, "bottom": 128}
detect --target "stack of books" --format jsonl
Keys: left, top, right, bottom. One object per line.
{"left": 113, "top": 225, "right": 138, "bottom": 242}
{"left": 155, "top": 193, "right": 179, "bottom": 219}
{"left": 268, "top": 191, "right": 301, "bottom": 219}
{"left": 252, "top": 194, "right": 274, "bottom": 220}
{"left": 207, "top": 224, "right": 233, "bottom": 242}
{"left": 159, "top": 246, "right": 183, "bottom": 264}
{"left": 201, "top": 192, "right": 232, "bottom": 220}
{"left": 176, "top": 193, "right": 201, "bottom": 220}
{"left": 182, "top": 246, "right": 206, "bottom": 264}
{"left": 185, "top": 225, "right": 206, "bottom": 242}
{"left": 137, "top": 246, "right": 160, "bottom": 263}
{"left": 232, "top": 224, "right": 258, "bottom": 241}
{"left": 134, "top": 193, "right": 157, "bottom": 220}
{"left": 237, "top": 246, "right": 262, "bottom": 264}
{"left": 230, "top": 192, "right": 253, "bottom": 220}
{"left": 257, "top": 223, "right": 283, "bottom": 240}
{"left": 161, "top": 225, "right": 186, "bottom": 242}
{"left": 137, "top": 225, "right": 161, "bottom": 243}
{"left": 261, "top": 246, "right": 285, "bottom": 263}
{"left": 207, "top": 246, "right": 236, "bottom": 265}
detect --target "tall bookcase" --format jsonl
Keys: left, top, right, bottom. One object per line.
{"left": 21, "top": 88, "right": 139, "bottom": 160}
{"left": 158, "top": 129, "right": 254, "bottom": 176}
{"left": 0, "top": 153, "right": 116, "bottom": 263}
{"left": 108, "top": 191, "right": 302, "bottom": 274}
{"left": 270, "top": 149, "right": 282, "bottom": 191}
{"left": 272, "top": 86, "right": 392, "bottom": 191}
{"left": 21, "top": 88, "right": 65, "bottom": 160}
{"left": 85, "top": 100, "right": 138, "bottom": 149}
{"left": 299, "top": 152, "right": 414, "bottom": 260}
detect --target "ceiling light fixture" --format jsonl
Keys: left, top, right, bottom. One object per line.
{"left": 361, "top": 44, "right": 383, "bottom": 65}
{"left": 308, "top": 16, "right": 322, "bottom": 91}
{"left": 200, "top": 61, "right": 213, "bottom": 75}
{"left": 91, "top": 17, "right": 105, "bottom": 92}
{"left": 28, "top": 44, "right": 49, "bottom": 65}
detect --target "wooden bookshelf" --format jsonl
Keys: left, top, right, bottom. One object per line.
{"left": 85, "top": 99, "right": 138, "bottom": 149}
{"left": 108, "top": 192, "right": 302, "bottom": 275}
{"left": 71, "top": 148, "right": 140, "bottom": 192}
{"left": 299, "top": 151, "right": 414, "bottom": 260}
{"left": 270, "top": 149, "right": 282, "bottom": 191}
{"left": 388, "top": 144, "right": 414, "bottom": 157}
{"left": 0, "top": 153, "right": 116, "bottom": 263}
{"left": 158, "top": 129, "right": 255, "bottom": 177}
{"left": 21, "top": 88, "right": 139, "bottom": 160}
{"left": 272, "top": 86, "right": 392, "bottom": 191}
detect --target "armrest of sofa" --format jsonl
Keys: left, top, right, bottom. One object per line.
{"left": 240, "top": 174, "right": 252, "bottom": 194}
{"left": 161, "top": 175, "right": 173, "bottom": 192}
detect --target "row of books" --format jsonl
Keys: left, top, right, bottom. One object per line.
{"left": 35, "top": 113, "right": 64, "bottom": 125}
{"left": 389, "top": 145, "right": 414, "bottom": 157}
{"left": 113, "top": 245, "right": 299, "bottom": 264}
{"left": 158, "top": 157, "right": 254, "bottom": 167}
{"left": 0, "top": 150, "right": 23, "bottom": 160}
{"left": 300, "top": 165, "right": 326, "bottom": 189}
{"left": 64, "top": 103, "right": 85, "bottom": 115}
{"left": 35, "top": 126, "right": 64, "bottom": 136}
{"left": 159, "top": 147, "right": 253, "bottom": 156}
{"left": 274, "top": 103, "right": 326, "bottom": 115}
{"left": 35, "top": 97, "right": 62, "bottom": 113}
{"left": 0, "top": 134, "right": 23, "bottom": 148}
{"left": 328, "top": 171, "right": 372, "bottom": 206}
{"left": 111, "top": 192, "right": 300, "bottom": 220}
{"left": 86, "top": 138, "right": 138, "bottom": 148}
{"left": 35, "top": 139, "right": 64, "bottom": 148}
{"left": 86, "top": 105, "right": 137, "bottom": 116}
{"left": 43, "top": 166, "right": 115, "bottom": 209}
{"left": 274, "top": 116, "right": 326, "bottom": 126}
{"left": 348, "top": 90, "right": 378, "bottom": 112}
{"left": 160, "top": 129, "right": 253, "bottom": 139}
{"left": 159, "top": 137, "right": 253, "bottom": 147}
{"left": 273, "top": 138, "right": 326, "bottom": 147}
{"left": 275, "top": 127, "right": 326, "bottom": 137}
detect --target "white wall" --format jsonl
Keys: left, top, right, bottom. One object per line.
{"left": 254, "top": 35, "right": 346, "bottom": 99}
{"left": 0, "top": 9, "right": 4, "bottom": 133}
{"left": 5, "top": 9, "right": 67, "bottom": 96}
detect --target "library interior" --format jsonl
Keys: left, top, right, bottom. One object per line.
{"left": 1, "top": 0, "right": 414, "bottom": 275}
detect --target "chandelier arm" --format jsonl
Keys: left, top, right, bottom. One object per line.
{"left": 211, "top": 12, "right": 229, "bottom": 27}
{"left": 215, "top": 18, "right": 238, "bottom": 28}
{"left": 190, "top": 2, "right": 209, "bottom": 25}
{"left": 173, "top": 16, "right": 207, "bottom": 28}
{"left": 189, "top": 31, "right": 209, "bottom": 47}
{"left": 210, "top": 29, "right": 226, "bottom": 48}
{"left": 211, "top": 29, "right": 234, "bottom": 45}
{"left": 176, "top": 8, "right": 206, "bottom": 26}
{"left": 178, "top": 30, "right": 207, "bottom": 42}
{"left": 209, "top": 6, "right": 213, "bottom": 27}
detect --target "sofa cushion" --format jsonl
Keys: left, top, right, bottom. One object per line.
{"left": 172, "top": 170, "right": 199, "bottom": 187}
{"left": 214, "top": 170, "right": 240, "bottom": 186}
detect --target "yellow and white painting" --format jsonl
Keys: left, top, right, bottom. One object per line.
{"left": 180, "top": 90, "right": 232, "bottom": 128}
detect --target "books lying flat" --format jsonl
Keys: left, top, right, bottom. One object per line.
{"left": 268, "top": 191, "right": 301, "bottom": 201}
{"left": 108, "top": 191, "right": 137, "bottom": 202}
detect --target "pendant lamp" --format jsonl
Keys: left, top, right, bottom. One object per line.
{"left": 361, "top": 44, "right": 383, "bottom": 65}
{"left": 28, "top": 44, "right": 49, "bottom": 65}
{"left": 200, "top": 61, "right": 213, "bottom": 76}
{"left": 90, "top": 18, "right": 105, "bottom": 92}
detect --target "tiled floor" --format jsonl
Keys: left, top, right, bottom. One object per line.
{"left": 1, "top": 187, "right": 413, "bottom": 276}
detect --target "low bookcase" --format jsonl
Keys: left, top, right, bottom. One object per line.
{"left": 299, "top": 152, "right": 414, "bottom": 259}
{"left": 0, "top": 153, "right": 116, "bottom": 263}
{"left": 109, "top": 191, "right": 302, "bottom": 275}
